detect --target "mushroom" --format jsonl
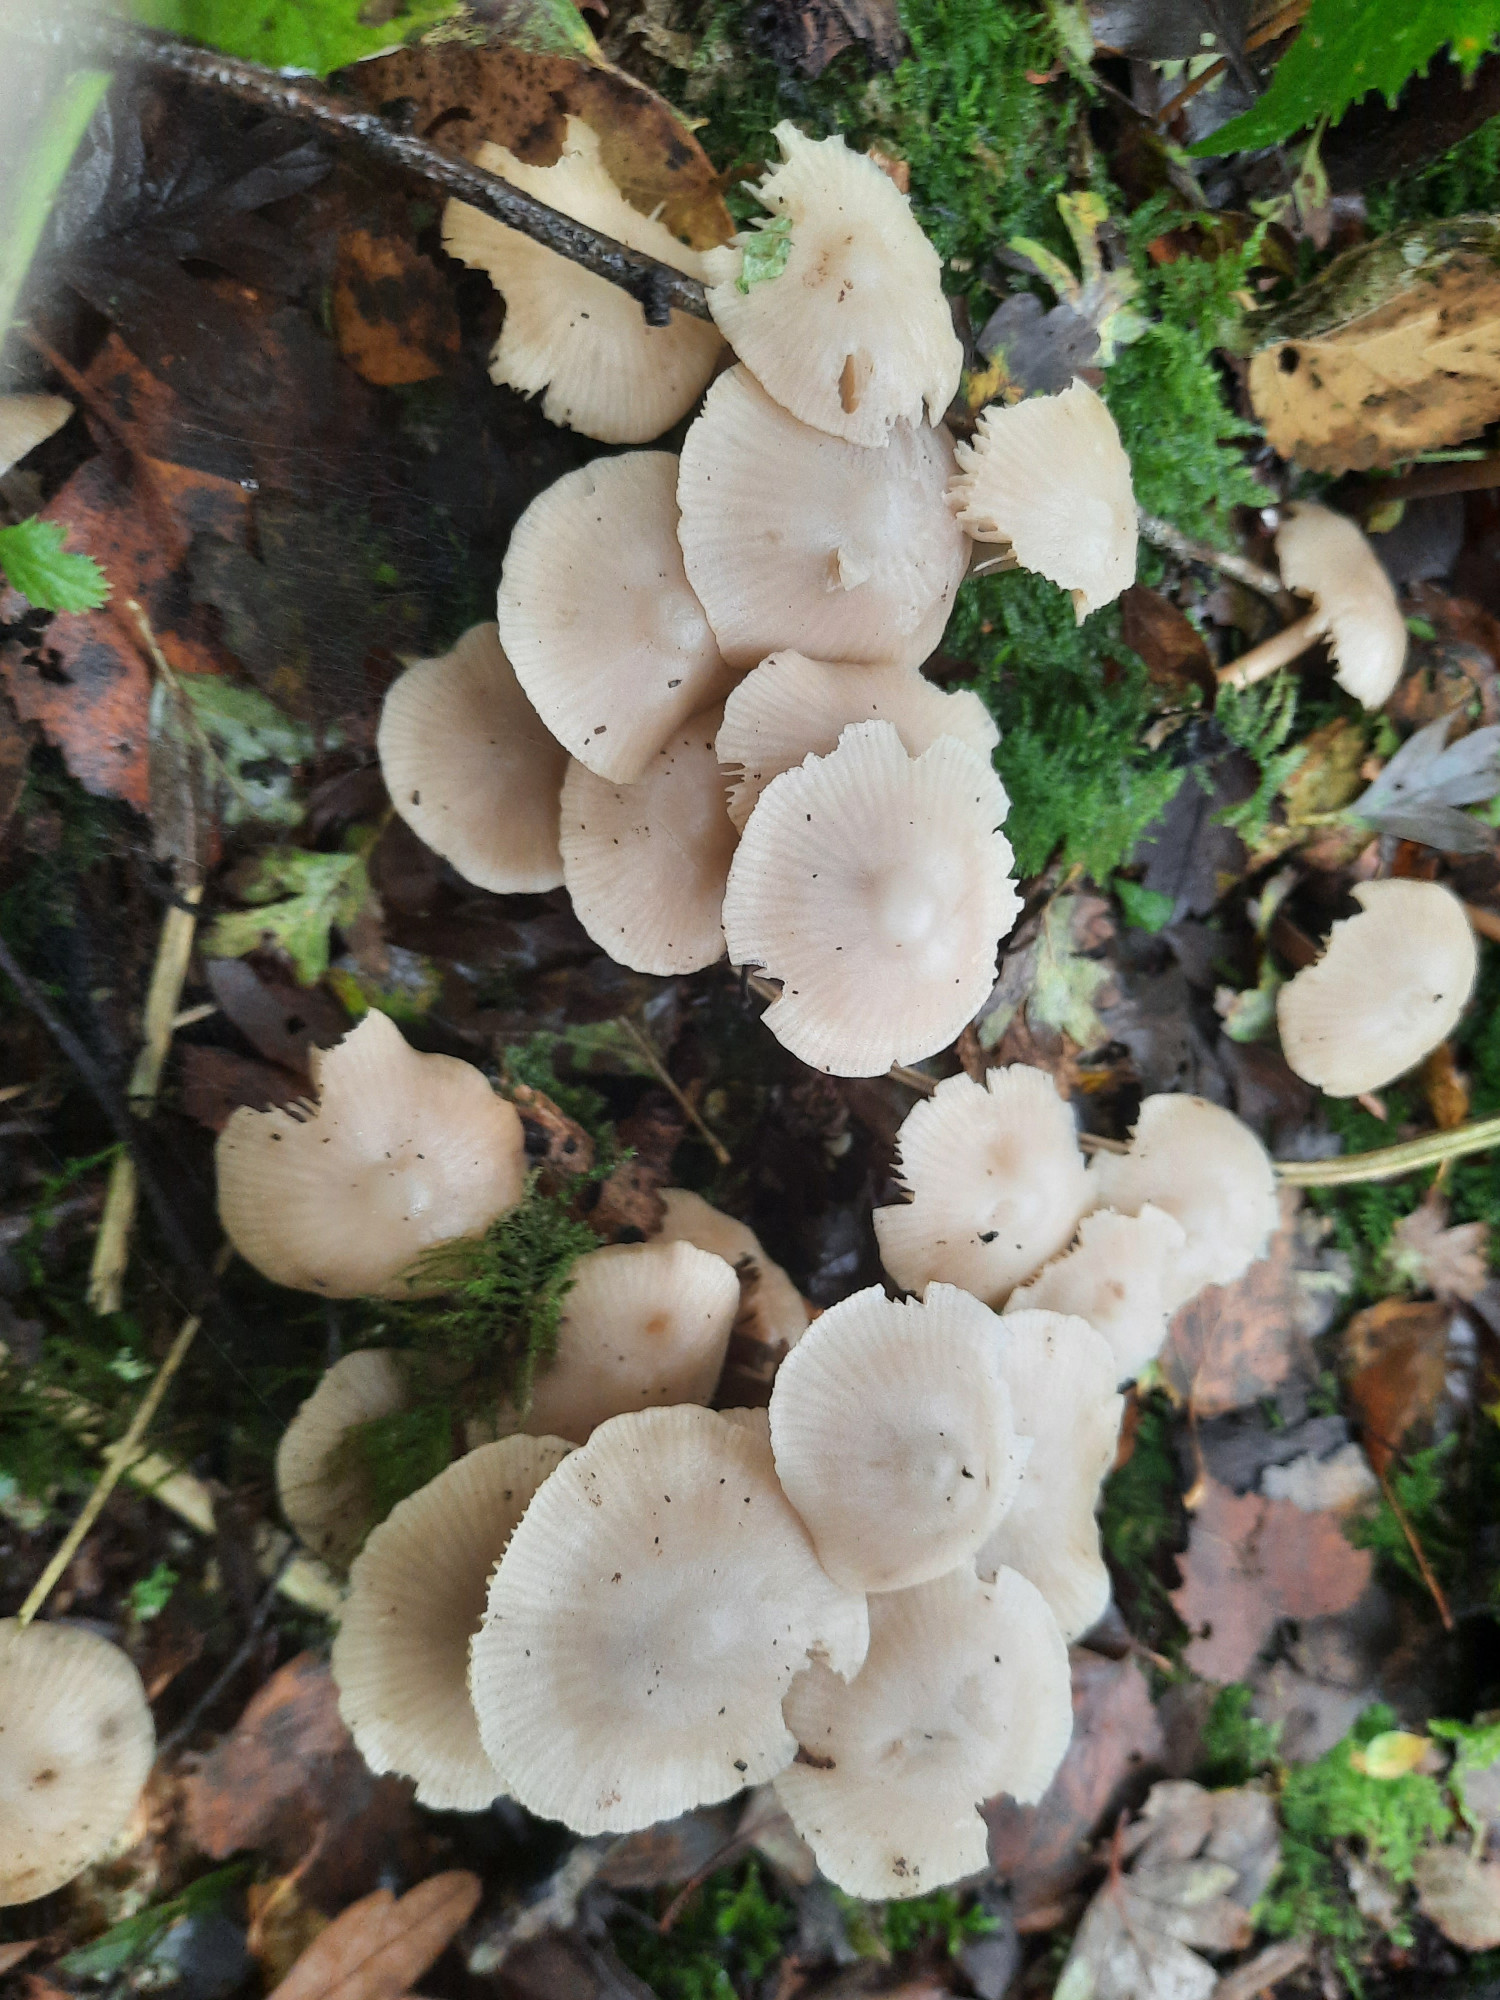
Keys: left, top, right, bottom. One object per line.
{"left": 948, "top": 379, "right": 1137, "bottom": 622}
{"left": 874, "top": 1067, "right": 1092, "bottom": 1306}
{"left": 331, "top": 1434, "right": 573, "bottom": 1810}
{"left": 1004, "top": 1205, "right": 1189, "bottom": 1384}
{"left": 722, "top": 722, "right": 1020, "bottom": 1076}
{"left": 0, "top": 393, "right": 72, "bottom": 478}
{"left": 468, "top": 1404, "right": 869, "bottom": 1834}
{"left": 974, "top": 1309, "right": 1124, "bottom": 1643}
{"left": 1276, "top": 878, "right": 1479, "bottom": 1096}
{"left": 0, "top": 1619, "right": 156, "bottom": 1906}
{"left": 216, "top": 1011, "right": 527, "bottom": 1298}
{"left": 701, "top": 123, "right": 963, "bottom": 449}
{"left": 275, "top": 1348, "right": 410, "bottom": 1569}
{"left": 767, "top": 1282, "right": 1029, "bottom": 1594}
{"left": 774, "top": 1565, "right": 1071, "bottom": 1899}
{"left": 441, "top": 118, "right": 725, "bottom": 445}
{"left": 560, "top": 707, "right": 738, "bottom": 974}
{"left": 656, "top": 1188, "right": 811, "bottom": 1350}
{"left": 716, "top": 650, "right": 999, "bottom": 831}
{"left": 677, "top": 365, "right": 970, "bottom": 671}
{"left": 497, "top": 453, "right": 736, "bottom": 783}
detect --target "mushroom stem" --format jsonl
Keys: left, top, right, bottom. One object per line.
{"left": 1216, "top": 609, "right": 1325, "bottom": 690}
{"left": 1137, "top": 511, "right": 1287, "bottom": 604}
{"left": 1275, "top": 1112, "right": 1500, "bottom": 1186}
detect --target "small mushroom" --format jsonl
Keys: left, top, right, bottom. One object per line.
{"left": 656, "top": 1188, "right": 811, "bottom": 1350}
{"left": 560, "top": 707, "right": 738, "bottom": 974}
{"left": 377, "top": 623, "right": 568, "bottom": 893}
{"left": 948, "top": 380, "right": 1137, "bottom": 621}
{"left": 216, "top": 1011, "right": 528, "bottom": 1298}
{"left": 874, "top": 1067, "right": 1091, "bottom": 1306}
{"left": 441, "top": 118, "right": 725, "bottom": 444}
{"left": 497, "top": 453, "right": 735, "bottom": 783}
{"left": 723, "top": 722, "right": 1020, "bottom": 1076}
{"left": 1004, "top": 1205, "right": 1189, "bottom": 1383}
{"left": 332, "top": 1435, "right": 573, "bottom": 1810}
{"left": 1, "top": 1619, "right": 155, "bottom": 1906}
{"left": 774, "top": 1565, "right": 1071, "bottom": 1899}
{"left": 1277, "top": 878, "right": 1478, "bottom": 1096}
{"left": 677, "top": 365, "right": 970, "bottom": 671}
{"left": 0, "top": 393, "right": 72, "bottom": 478}
{"left": 468, "top": 1405, "right": 869, "bottom": 1834}
{"left": 768, "top": 1282, "right": 1028, "bottom": 1594}
{"left": 275, "top": 1348, "right": 409, "bottom": 1569}
{"left": 701, "top": 123, "right": 963, "bottom": 449}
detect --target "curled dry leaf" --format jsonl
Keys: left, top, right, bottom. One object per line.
{"left": 1342, "top": 1296, "right": 1453, "bottom": 1476}
{"left": 268, "top": 1871, "right": 482, "bottom": 2000}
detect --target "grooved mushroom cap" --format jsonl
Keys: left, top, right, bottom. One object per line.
{"left": 560, "top": 707, "right": 737, "bottom": 973}
{"left": 657, "top": 1188, "right": 811, "bottom": 1350}
{"left": 701, "top": 122, "right": 963, "bottom": 449}
{"left": 497, "top": 453, "right": 735, "bottom": 783}
{"left": 1276, "top": 878, "right": 1478, "bottom": 1096}
{"left": 0, "top": 393, "right": 71, "bottom": 479}
{"left": 440, "top": 119, "right": 724, "bottom": 444}
{"left": 1275, "top": 502, "right": 1407, "bottom": 710}
{"left": 774, "top": 1565, "right": 1071, "bottom": 1899}
{"left": 874, "top": 1067, "right": 1092, "bottom": 1305}
{"left": 469, "top": 1405, "right": 870, "bottom": 1834}
{"left": 276, "top": 1348, "right": 409, "bottom": 1569}
{"left": 1005, "top": 1204, "right": 1188, "bottom": 1383}
{"left": 723, "top": 723, "right": 1020, "bottom": 1076}
{"left": 973, "top": 1309, "right": 1124, "bottom": 1642}
{"left": 948, "top": 379, "right": 1137, "bottom": 621}
{"left": 1085, "top": 1094, "right": 1279, "bottom": 1306}
{"left": 677, "top": 365, "right": 970, "bottom": 670}
{"left": 216, "top": 1011, "right": 527, "bottom": 1298}
{"left": 0, "top": 1619, "right": 155, "bottom": 1906}
{"left": 332, "top": 1435, "right": 572, "bottom": 1811}
{"left": 716, "top": 651, "right": 999, "bottom": 831}
{"left": 377, "top": 623, "right": 567, "bottom": 893}
{"left": 768, "top": 1282, "right": 1028, "bottom": 1594}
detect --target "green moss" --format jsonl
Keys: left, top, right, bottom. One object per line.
{"left": 1212, "top": 677, "right": 1308, "bottom": 850}
{"left": 1345, "top": 1437, "right": 1462, "bottom": 1592}
{"left": 339, "top": 1400, "right": 455, "bottom": 1526}
{"left": 1199, "top": 1683, "right": 1281, "bottom": 1787}
{"left": 614, "top": 1862, "right": 790, "bottom": 2000}
{"left": 876, "top": 1889, "right": 998, "bottom": 1956}
{"left": 502, "top": 1030, "right": 610, "bottom": 1129}
{"left": 1366, "top": 113, "right": 1500, "bottom": 231}
{"left": 1098, "top": 1391, "right": 1186, "bottom": 1648}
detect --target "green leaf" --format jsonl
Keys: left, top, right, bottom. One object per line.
{"left": 1114, "top": 878, "right": 1175, "bottom": 932}
{"left": 129, "top": 1561, "right": 179, "bottom": 1622}
{"left": 0, "top": 68, "right": 111, "bottom": 349}
{"left": 1029, "top": 894, "right": 1112, "bottom": 1049}
{"left": 735, "top": 214, "right": 794, "bottom": 293}
{"left": 205, "top": 846, "right": 372, "bottom": 984}
{"left": 129, "top": 0, "right": 461, "bottom": 75}
{"left": 0, "top": 517, "right": 109, "bottom": 612}
{"left": 58, "top": 1864, "right": 247, "bottom": 1979}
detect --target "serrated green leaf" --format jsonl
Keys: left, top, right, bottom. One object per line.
{"left": 0, "top": 517, "right": 109, "bottom": 612}
{"left": 130, "top": 0, "right": 461, "bottom": 74}
{"left": 206, "top": 847, "right": 372, "bottom": 984}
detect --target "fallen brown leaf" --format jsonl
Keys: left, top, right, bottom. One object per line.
{"left": 333, "top": 229, "right": 460, "bottom": 387}
{"left": 1385, "top": 1193, "right": 1489, "bottom": 1304}
{"left": 749, "top": 0, "right": 906, "bottom": 79}
{"left": 1422, "top": 1042, "right": 1471, "bottom": 1131}
{"left": 1120, "top": 584, "right": 1215, "bottom": 701}
{"left": 1343, "top": 1296, "right": 1452, "bottom": 1475}
{"left": 1414, "top": 1844, "right": 1500, "bottom": 1951}
{"left": 1210, "top": 1937, "right": 1311, "bottom": 2000}
{"left": 249, "top": 1872, "right": 331, "bottom": 1990}
{"left": 0, "top": 687, "right": 34, "bottom": 841}
{"left": 268, "top": 1871, "right": 481, "bottom": 2000}
{"left": 0, "top": 1943, "right": 39, "bottom": 1975}
{"left": 178, "top": 1044, "right": 308, "bottom": 1131}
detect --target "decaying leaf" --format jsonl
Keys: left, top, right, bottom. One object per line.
{"left": 332, "top": 229, "right": 460, "bottom": 387}
{"left": 1343, "top": 1295, "right": 1453, "bottom": 1474}
{"left": 1385, "top": 1191, "right": 1489, "bottom": 1302}
{"left": 1119, "top": 586, "right": 1215, "bottom": 702}
{"left": 745, "top": 0, "right": 906, "bottom": 78}
{"left": 268, "top": 1872, "right": 481, "bottom": 2000}
{"left": 1414, "top": 1844, "right": 1500, "bottom": 1952}
{"left": 206, "top": 846, "right": 376, "bottom": 986}
{"left": 1353, "top": 708, "right": 1500, "bottom": 854}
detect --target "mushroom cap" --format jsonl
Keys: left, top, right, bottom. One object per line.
{"left": 216, "top": 1011, "right": 527, "bottom": 1298}
{"left": 973, "top": 1309, "right": 1124, "bottom": 1642}
{"left": 469, "top": 1405, "right": 869, "bottom": 1833}
{"left": 0, "top": 393, "right": 72, "bottom": 479}
{"left": 774, "top": 1565, "right": 1071, "bottom": 1899}
{"left": 1004, "top": 1204, "right": 1189, "bottom": 1383}
{"left": 948, "top": 380, "right": 1137, "bottom": 622}
{"left": 0, "top": 1619, "right": 155, "bottom": 1906}
{"left": 677, "top": 365, "right": 970, "bottom": 671}
{"left": 331, "top": 1435, "right": 572, "bottom": 1811}
{"left": 723, "top": 723, "right": 1020, "bottom": 1076}
{"left": 440, "top": 119, "right": 724, "bottom": 445}
{"left": 701, "top": 122, "right": 963, "bottom": 449}
{"left": 716, "top": 651, "right": 999, "bottom": 832}
{"left": 377, "top": 622, "right": 568, "bottom": 894}
{"left": 276, "top": 1348, "right": 409, "bottom": 1569}
{"left": 874, "top": 1067, "right": 1092, "bottom": 1306}
{"left": 768, "top": 1282, "right": 1028, "bottom": 1594}
{"left": 497, "top": 453, "right": 736, "bottom": 783}
{"left": 1275, "top": 502, "right": 1407, "bottom": 709}
{"left": 657, "top": 1188, "right": 811, "bottom": 1350}
{"left": 1085, "top": 1094, "right": 1279, "bottom": 1305}
{"left": 560, "top": 706, "right": 737, "bottom": 974}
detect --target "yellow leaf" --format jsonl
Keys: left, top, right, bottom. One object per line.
{"left": 1352, "top": 1731, "right": 1431, "bottom": 1779}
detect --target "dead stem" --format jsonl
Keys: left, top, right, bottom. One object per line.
{"left": 1137, "top": 511, "right": 1287, "bottom": 603}
{"left": 614, "top": 1014, "right": 732, "bottom": 1167}
{"left": 1375, "top": 1459, "right": 1454, "bottom": 1631}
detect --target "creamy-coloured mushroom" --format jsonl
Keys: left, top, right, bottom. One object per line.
{"left": 1277, "top": 878, "right": 1478, "bottom": 1096}
{"left": 1274, "top": 502, "right": 1407, "bottom": 710}
{"left": 276, "top": 1348, "right": 409, "bottom": 1569}
{"left": 657, "top": 1188, "right": 811, "bottom": 1350}
{"left": 1005, "top": 1204, "right": 1188, "bottom": 1383}
{"left": 0, "top": 393, "right": 71, "bottom": 479}
{"left": 216, "top": 1011, "right": 527, "bottom": 1298}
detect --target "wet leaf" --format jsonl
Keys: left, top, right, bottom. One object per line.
{"left": 1029, "top": 893, "right": 1114, "bottom": 1051}
{"left": 178, "top": 677, "right": 321, "bottom": 830}
{"left": 268, "top": 1871, "right": 481, "bottom": 2000}
{"left": 332, "top": 229, "right": 460, "bottom": 387}
{"left": 1343, "top": 1295, "right": 1453, "bottom": 1474}
{"left": 0, "top": 688, "right": 34, "bottom": 840}
{"left": 206, "top": 846, "right": 375, "bottom": 985}
{"left": 736, "top": 215, "right": 796, "bottom": 293}
{"left": 745, "top": 0, "right": 906, "bottom": 77}
{"left": 1089, "top": 0, "right": 1248, "bottom": 59}
{"left": 0, "top": 517, "right": 109, "bottom": 612}
{"left": 1353, "top": 709, "right": 1500, "bottom": 853}
{"left": 1119, "top": 585, "right": 1214, "bottom": 702}
{"left": 1414, "top": 1844, "right": 1500, "bottom": 1950}
{"left": 970, "top": 291, "right": 1101, "bottom": 404}
{"left": 179, "top": 1045, "right": 309, "bottom": 1131}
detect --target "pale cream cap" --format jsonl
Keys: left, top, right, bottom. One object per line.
{"left": 1005, "top": 1203, "right": 1188, "bottom": 1383}
{"left": 0, "top": 393, "right": 71, "bottom": 479}
{"left": 1275, "top": 502, "right": 1407, "bottom": 709}
{"left": 275, "top": 1348, "right": 409, "bottom": 1570}
{"left": 657, "top": 1188, "right": 811, "bottom": 1351}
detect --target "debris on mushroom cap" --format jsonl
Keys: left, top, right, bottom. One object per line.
{"left": 1005, "top": 1204, "right": 1189, "bottom": 1384}
{"left": 0, "top": 392, "right": 72, "bottom": 479}
{"left": 0, "top": 1618, "right": 156, "bottom": 1906}
{"left": 1276, "top": 878, "right": 1479, "bottom": 1097}
{"left": 276, "top": 1348, "right": 409, "bottom": 1569}
{"left": 377, "top": 622, "right": 568, "bottom": 894}
{"left": 1274, "top": 501, "right": 1407, "bottom": 709}
{"left": 677, "top": 365, "right": 971, "bottom": 671}
{"left": 874, "top": 1066, "right": 1091, "bottom": 1306}
{"left": 332, "top": 1435, "right": 573, "bottom": 1811}
{"left": 768, "top": 1282, "right": 1029, "bottom": 1594}
{"left": 656, "top": 1188, "right": 811, "bottom": 1351}
{"left": 440, "top": 118, "right": 725, "bottom": 445}
{"left": 497, "top": 453, "right": 737, "bottom": 783}
{"left": 716, "top": 650, "right": 999, "bottom": 832}
{"left": 701, "top": 122, "right": 964, "bottom": 450}
{"left": 468, "top": 1404, "right": 869, "bottom": 1834}
{"left": 973, "top": 1308, "right": 1124, "bottom": 1643}
{"left": 1085, "top": 1094, "right": 1279, "bottom": 1307}
{"left": 948, "top": 379, "right": 1138, "bottom": 622}
{"left": 774, "top": 1565, "right": 1071, "bottom": 1900}
{"left": 723, "top": 723, "right": 1020, "bottom": 1076}
{"left": 216, "top": 1010, "right": 527, "bottom": 1298}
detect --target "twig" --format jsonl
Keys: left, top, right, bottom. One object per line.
{"left": 1275, "top": 1114, "right": 1500, "bottom": 1186}
{"left": 1345, "top": 452, "right": 1500, "bottom": 506}
{"left": 1374, "top": 1459, "right": 1454, "bottom": 1631}
{"left": 157, "top": 1547, "right": 297, "bottom": 1758}
{"left": 1138, "top": 512, "right": 1287, "bottom": 603}
{"left": 614, "top": 1014, "right": 730, "bottom": 1167}
{"left": 1080, "top": 1131, "right": 1129, "bottom": 1154}
{"left": 1466, "top": 901, "right": 1500, "bottom": 945}
{"left": 1151, "top": 0, "right": 1310, "bottom": 126}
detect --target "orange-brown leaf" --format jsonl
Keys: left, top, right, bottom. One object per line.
{"left": 268, "top": 1872, "right": 481, "bottom": 2000}
{"left": 1344, "top": 1296, "right": 1452, "bottom": 1475}
{"left": 333, "top": 230, "right": 460, "bottom": 387}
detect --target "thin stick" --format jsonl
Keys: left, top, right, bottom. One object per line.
{"left": 1216, "top": 609, "right": 1324, "bottom": 690}
{"left": 1466, "top": 902, "right": 1500, "bottom": 945}
{"left": 1138, "top": 512, "right": 1287, "bottom": 603}
{"left": 888, "top": 1062, "right": 937, "bottom": 1095}
{"left": 1275, "top": 1114, "right": 1500, "bottom": 1186}
{"left": 1375, "top": 1459, "right": 1454, "bottom": 1631}
{"left": 614, "top": 1014, "right": 730, "bottom": 1167}
{"left": 157, "top": 1548, "right": 297, "bottom": 1758}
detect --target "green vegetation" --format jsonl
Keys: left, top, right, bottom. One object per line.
{"left": 130, "top": 0, "right": 460, "bottom": 73}
{"left": 874, "top": 1889, "right": 998, "bottom": 1956}
{"left": 615, "top": 1862, "right": 790, "bottom": 2000}
{"left": 1431, "top": 1715, "right": 1500, "bottom": 1830}
{"left": 56, "top": 1864, "right": 248, "bottom": 1980}
{"left": 1199, "top": 1683, "right": 1281, "bottom": 1787}
{"left": 1213, "top": 677, "right": 1307, "bottom": 850}
{"left": 1346, "top": 1437, "right": 1462, "bottom": 1591}
{"left": 0, "top": 518, "right": 109, "bottom": 613}
{"left": 1098, "top": 1391, "right": 1186, "bottom": 1647}
{"left": 339, "top": 1399, "right": 455, "bottom": 1526}
{"left": 1367, "top": 113, "right": 1500, "bottom": 229}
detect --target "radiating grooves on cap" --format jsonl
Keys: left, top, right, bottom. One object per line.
{"left": 275, "top": 1349, "right": 409, "bottom": 1569}
{"left": 1276, "top": 502, "right": 1406, "bottom": 708}
{"left": 1006, "top": 1203, "right": 1188, "bottom": 1383}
